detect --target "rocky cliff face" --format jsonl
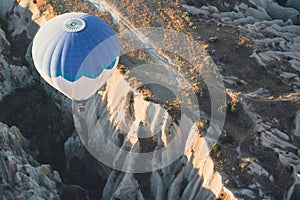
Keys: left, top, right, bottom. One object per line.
{"left": 0, "top": 1, "right": 75, "bottom": 199}
{"left": 0, "top": 0, "right": 44, "bottom": 101}
{"left": 0, "top": 52, "right": 33, "bottom": 102}
{"left": 0, "top": 121, "right": 91, "bottom": 200}
{"left": 64, "top": 0, "right": 300, "bottom": 199}
{"left": 0, "top": 122, "right": 62, "bottom": 199}
{"left": 70, "top": 71, "right": 234, "bottom": 199}
{"left": 1, "top": 0, "right": 300, "bottom": 200}
{"left": 1, "top": 0, "right": 234, "bottom": 199}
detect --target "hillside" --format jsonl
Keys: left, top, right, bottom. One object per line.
{"left": 0, "top": 0, "right": 299, "bottom": 199}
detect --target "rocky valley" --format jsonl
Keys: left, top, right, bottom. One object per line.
{"left": 0, "top": 0, "right": 300, "bottom": 199}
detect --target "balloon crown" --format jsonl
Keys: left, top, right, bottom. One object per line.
{"left": 62, "top": 18, "right": 86, "bottom": 32}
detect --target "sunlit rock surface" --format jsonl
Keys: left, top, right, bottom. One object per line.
{"left": 71, "top": 72, "right": 234, "bottom": 199}
{"left": 0, "top": 0, "right": 300, "bottom": 199}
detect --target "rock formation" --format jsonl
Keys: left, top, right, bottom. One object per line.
{"left": 0, "top": 122, "right": 62, "bottom": 199}
{"left": 1, "top": 0, "right": 300, "bottom": 199}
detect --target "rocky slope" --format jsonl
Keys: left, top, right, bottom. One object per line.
{"left": 0, "top": 122, "right": 62, "bottom": 199}
{"left": 0, "top": 0, "right": 300, "bottom": 200}
{"left": 178, "top": 0, "right": 300, "bottom": 199}
{"left": 71, "top": 70, "right": 233, "bottom": 199}
{"left": 0, "top": 1, "right": 83, "bottom": 199}
{"left": 0, "top": 123, "right": 89, "bottom": 200}
{"left": 81, "top": 0, "right": 300, "bottom": 199}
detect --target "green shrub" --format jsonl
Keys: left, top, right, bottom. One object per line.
{"left": 213, "top": 143, "right": 222, "bottom": 158}
{"left": 287, "top": 165, "right": 293, "bottom": 174}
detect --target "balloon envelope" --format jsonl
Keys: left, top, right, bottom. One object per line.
{"left": 32, "top": 12, "right": 120, "bottom": 100}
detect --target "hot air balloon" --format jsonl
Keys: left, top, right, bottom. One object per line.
{"left": 32, "top": 12, "right": 120, "bottom": 101}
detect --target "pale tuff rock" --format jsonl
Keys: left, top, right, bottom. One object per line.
{"left": 180, "top": 0, "right": 300, "bottom": 199}
{"left": 0, "top": 29, "right": 10, "bottom": 54}
{"left": 265, "top": 1, "right": 299, "bottom": 23}
{"left": 0, "top": 1, "right": 37, "bottom": 100}
{"left": 71, "top": 71, "right": 235, "bottom": 199}
{"left": 244, "top": 7, "right": 271, "bottom": 21}
{"left": 294, "top": 111, "right": 300, "bottom": 137}
{"left": 0, "top": 0, "right": 298, "bottom": 199}
{"left": 181, "top": 0, "right": 300, "bottom": 91}
{"left": 183, "top": 0, "right": 300, "bottom": 24}
{"left": 2, "top": 0, "right": 47, "bottom": 40}
{"left": 240, "top": 101, "right": 300, "bottom": 199}
{"left": 0, "top": 54, "right": 33, "bottom": 101}
{"left": 0, "top": 122, "right": 62, "bottom": 200}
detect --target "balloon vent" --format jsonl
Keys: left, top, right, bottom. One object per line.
{"left": 62, "top": 18, "right": 86, "bottom": 32}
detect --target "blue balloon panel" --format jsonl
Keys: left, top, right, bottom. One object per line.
{"left": 32, "top": 12, "right": 120, "bottom": 82}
